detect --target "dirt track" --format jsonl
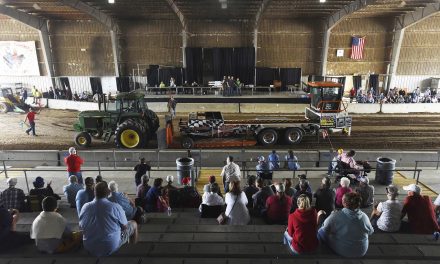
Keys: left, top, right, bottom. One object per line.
{"left": 0, "top": 109, "right": 439, "bottom": 150}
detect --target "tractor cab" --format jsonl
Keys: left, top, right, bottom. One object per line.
{"left": 115, "top": 91, "right": 148, "bottom": 113}
{"left": 305, "top": 81, "right": 351, "bottom": 130}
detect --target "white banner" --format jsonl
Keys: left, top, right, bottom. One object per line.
{"left": 0, "top": 41, "right": 40, "bottom": 76}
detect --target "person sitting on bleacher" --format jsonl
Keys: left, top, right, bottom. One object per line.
{"left": 108, "top": 181, "right": 144, "bottom": 224}
{"left": 204, "top": 175, "right": 223, "bottom": 198}
{"left": 63, "top": 175, "right": 83, "bottom": 208}
{"left": 80, "top": 182, "right": 138, "bottom": 257}
{"left": 0, "top": 205, "right": 31, "bottom": 252}
{"left": 335, "top": 177, "right": 352, "bottom": 209}
{"left": 75, "top": 177, "right": 95, "bottom": 216}
{"left": 265, "top": 183, "right": 292, "bottom": 225}
{"left": 434, "top": 194, "right": 440, "bottom": 225}
{"left": 355, "top": 177, "right": 374, "bottom": 208}
{"left": 225, "top": 181, "right": 250, "bottom": 225}
{"left": 252, "top": 177, "right": 274, "bottom": 216}
{"left": 136, "top": 175, "right": 151, "bottom": 202}
{"left": 284, "top": 178, "right": 296, "bottom": 197}
{"left": 199, "top": 183, "right": 224, "bottom": 213}
{"left": 30, "top": 176, "right": 61, "bottom": 211}
{"left": 0, "top": 177, "right": 26, "bottom": 211}
{"left": 370, "top": 185, "right": 402, "bottom": 232}
{"left": 284, "top": 195, "right": 322, "bottom": 255}
{"left": 179, "top": 177, "right": 202, "bottom": 208}
{"left": 294, "top": 174, "right": 312, "bottom": 193}
{"left": 314, "top": 177, "right": 335, "bottom": 217}
{"left": 292, "top": 181, "right": 313, "bottom": 213}
{"left": 145, "top": 178, "right": 168, "bottom": 213}
{"left": 30, "top": 196, "right": 82, "bottom": 254}
{"left": 268, "top": 150, "right": 280, "bottom": 171}
{"left": 318, "top": 192, "right": 374, "bottom": 258}
{"left": 400, "top": 184, "right": 439, "bottom": 234}
{"left": 340, "top": 150, "right": 362, "bottom": 180}
{"left": 243, "top": 175, "right": 258, "bottom": 208}
{"left": 162, "top": 175, "right": 178, "bottom": 207}
{"left": 256, "top": 156, "right": 271, "bottom": 179}
{"left": 284, "top": 150, "right": 300, "bottom": 171}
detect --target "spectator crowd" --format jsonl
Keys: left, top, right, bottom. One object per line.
{"left": 0, "top": 152, "right": 439, "bottom": 259}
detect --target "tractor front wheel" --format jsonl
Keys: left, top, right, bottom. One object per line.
{"left": 0, "top": 102, "right": 9, "bottom": 113}
{"left": 115, "top": 121, "right": 145, "bottom": 148}
{"left": 74, "top": 132, "right": 92, "bottom": 148}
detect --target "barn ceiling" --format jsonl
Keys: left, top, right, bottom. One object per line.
{"left": 0, "top": 0, "right": 438, "bottom": 21}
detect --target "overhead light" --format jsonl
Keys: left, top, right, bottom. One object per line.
{"left": 320, "top": 0, "right": 326, "bottom": 2}
{"left": 108, "top": 0, "right": 115, "bottom": 4}
{"left": 221, "top": 3, "right": 227, "bottom": 9}
{"left": 80, "top": 48, "right": 87, "bottom": 52}
{"left": 399, "top": 0, "right": 406, "bottom": 7}
{"left": 33, "top": 3, "right": 41, "bottom": 10}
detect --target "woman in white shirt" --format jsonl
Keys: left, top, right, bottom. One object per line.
{"left": 225, "top": 181, "right": 250, "bottom": 225}
{"left": 370, "top": 185, "right": 402, "bottom": 232}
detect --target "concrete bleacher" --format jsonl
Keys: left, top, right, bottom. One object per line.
{"left": 2, "top": 169, "right": 439, "bottom": 264}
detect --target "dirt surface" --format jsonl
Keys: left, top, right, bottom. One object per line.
{"left": 0, "top": 109, "right": 440, "bottom": 150}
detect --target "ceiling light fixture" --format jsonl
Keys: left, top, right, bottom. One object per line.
{"left": 320, "top": 0, "right": 326, "bottom": 2}
{"left": 33, "top": 3, "right": 41, "bottom": 10}
{"left": 108, "top": 0, "right": 115, "bottom": 4}
{"left": 219, "top": 0, "right": 227, "bottom": 9}
{"left": 399, "top": 0, "right": 406, "bottom": 7}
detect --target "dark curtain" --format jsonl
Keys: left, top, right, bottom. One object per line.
{"left": 369, "top": 74, "right": 379, "bottom": 95}
{"left": 353, "top": 75, "right": 362, "bottom": 90}
{"left": 213, "top": 48, "right": 234, "bottom": 81}
{"left": 185, "top": 48, "right": 203, "bottom": 84}
{"left": 256, "top": 67, "right": 279, "bottom": 86}
{"left": 147, "top": 65, "right": 159, "bottom": 87}
{"left": 158, "top": 68, "right": 173, "bottom": 85}
{"left": 116, "top": 77, "right": 130, "bottom": 92}
{"left": 60, "top": 77, "right": 70, "bottom": 90}
{"left": 89, "top": 77, "right": 102, "bottom": 95}
{"left": 280, "top": 68, "right": 301, "bottom": 90}
{"left": 171, "top": 68, "right": 184, "bottom": 86}
{"left": 232, "top": 47, "right": 255, "bottom": 84}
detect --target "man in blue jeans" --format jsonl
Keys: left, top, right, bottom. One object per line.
{"left": 24, "top": 108, "right": 38, "bottom": 136}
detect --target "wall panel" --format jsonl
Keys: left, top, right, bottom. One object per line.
{"left": 327, "top": 17, "right": 393, "bottom": 75}
{"left": 49, "top": 20, "right": 114, "bottom": 76}
{"left": 398, "top": 14, "right": 440, "bottom": 75}
{"left": 121, "top": 19, "right": 182, "bottom": 75}
{"left": 258, "top": 19, "right": 321, "bottom": 75}
{"left": 187, "top": 20, "right": 253, "bottom": 48}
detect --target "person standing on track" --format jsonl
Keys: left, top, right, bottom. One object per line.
{"left": 24, "top": 108, "right": 39, "bottom": 136}
{"left": 64, "top": 147, "right": 84, "bottom": 185}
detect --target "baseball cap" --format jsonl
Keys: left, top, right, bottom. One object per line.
{"left": 33, "top": 176, "right": 45, "bottom": 188}
{"left": 276, "top": 183, "right": 285, "bottom": 193}
{"left": 182, "top": 177, "right": 191, "bottom": 185}
{"left": 7, "top": 177, "right": 17, "bottom": 186}
{"left": 386, "top": 185, "right": 399, "bottom": 195}
{"left": 166, "top": 175, "right": 174, "bottom": 183}
{"left": 258, "top": 156, "right": 265, "bottom": 162}
{"left": 403, "top": 184, "right": 421, "bottom": 194}
{"left": 297, "top": 174, "right": 307, "bottom": 180}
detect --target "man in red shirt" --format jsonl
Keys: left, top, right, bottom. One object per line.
{"left": 265, "top": 183, "right": 292, "bottom": 224}
{"left": 24, "top": 108, "right": 38, "bottom": 136}
{"left": 401, "top": 184, "right": 439, "bottom": 234}
{"left": 64, "top": 147, "right": 84, "bottom": 184}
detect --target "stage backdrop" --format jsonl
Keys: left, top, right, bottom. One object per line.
{"left": 0, "top": 41, "right": 40, "bottom": 76}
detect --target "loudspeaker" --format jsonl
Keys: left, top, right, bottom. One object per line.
{"left": 90, "top": 77, "right": 103, "bottom": 94}
{"left": 116, "top": 77, "right": 130, "bottom": 92}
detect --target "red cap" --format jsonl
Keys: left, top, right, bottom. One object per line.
{"left": 182, "top": 177, "right": 191, "bottom": 185}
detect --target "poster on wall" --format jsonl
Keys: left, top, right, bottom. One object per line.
{"left": 0, "top": 41, "right": 40, "bottom": 76}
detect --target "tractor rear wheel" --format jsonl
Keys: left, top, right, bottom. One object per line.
{"left": 257, "top": 129, "right": 278, "bottom": 146}
{"left": 74, "top": 132, "right": 92, "bottom": 148}
{"left": 115, "top": 120, "right": 145, "bottom": 148}
{"left": 0, "top": 102, "right": 9, "bottom": 113}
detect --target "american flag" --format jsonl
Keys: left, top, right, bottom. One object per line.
{"left": 351, "top": 36, "right": 365, "bottom": 60}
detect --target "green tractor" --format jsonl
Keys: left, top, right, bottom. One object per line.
{"left": 73, "top": 90, "right": 160, "bottom": 148}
